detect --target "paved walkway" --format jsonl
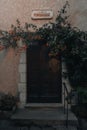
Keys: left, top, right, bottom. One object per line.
{"left": 0, "top": 108, "right": 87, "bottom": 129}
{"left": 11, "top": 108, "right": 77, "bottom": 124}
{"left": 0, "top": 119, "right": 87, "bottom": 130}
{"left": 0, "top": 120, "right": 77, "bottom": 130}
{"left": 10, "top": 108, "right": 78, "bottom": 129}
{"left": 1, "top": 107, "right": 84, "bottom": 130}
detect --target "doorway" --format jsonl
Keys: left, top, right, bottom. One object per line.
{"left": 27, "top": 40, "right": 62, "bottom": 103}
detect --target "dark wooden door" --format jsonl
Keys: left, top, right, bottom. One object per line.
{"left": 27, "top": 41, "right": 62, "bottom": 103}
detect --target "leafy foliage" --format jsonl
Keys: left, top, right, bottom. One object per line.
{"left": 0, "top": 1, "right": 87, "bottom": 88}
{"left": 0, "top": 93, "right": 18, "bottom": 111}
{"left": 37, "top": 1, "right": 87, "bottom": 88}
{"left": 77, "top": 87, "right": 87, "bottom": 104}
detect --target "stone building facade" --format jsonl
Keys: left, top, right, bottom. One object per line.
{"left": 0, "top": 0, "right": 87, "bottom": 107}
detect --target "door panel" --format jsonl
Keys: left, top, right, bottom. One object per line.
{"left": 27, "top": 41, "right": 62, "bottom": 103}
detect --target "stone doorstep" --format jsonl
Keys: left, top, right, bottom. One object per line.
{"left": 29, "top": 125, "right": 77, "bottom": 130}
{"left": 25, "top": 103, "right": 63, "bottom": 108}
{"left": 0, "top": 125, "right": 77, "bottom": 130}
{"left": 11, "top": 108, "right": 78, "bottom": 127}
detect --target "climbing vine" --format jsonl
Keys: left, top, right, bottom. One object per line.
{"left": 0, "top": 1, "right": 87, "bottom": 87}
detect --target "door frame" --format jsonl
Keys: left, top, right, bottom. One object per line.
{"left": 26, "top": 38, "right": 63, "bottom": 104}
{"left": 18, "top": 35, "right": 69, "bottom": 107}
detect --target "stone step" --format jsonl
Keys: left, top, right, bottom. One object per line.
{"left": 30, "top": 125, "right": 77, "bottom": 130}
{"left": 11, "top": 107, "right": 78, "bottom": 126}
{"left": 0, "top": 125, "right": 77, "bottom": 130}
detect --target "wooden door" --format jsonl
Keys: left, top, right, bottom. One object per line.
{"left": 27, "top": 40, "right": 62, "bottom": 103}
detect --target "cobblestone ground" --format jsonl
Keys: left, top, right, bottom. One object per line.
{"left": 0, "top": 119, "right": 87, "bottom": 130}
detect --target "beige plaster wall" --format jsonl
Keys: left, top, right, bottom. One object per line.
{"left": 0, "top": 0, "right": 87, "bottom": 31}
{"left": 69, "top": 0, "right": 87, "bottom": 30}
{"left": 0, "top": 48, "right": 20, "bottom": 95}
{"left": 0, "top": 0, "right": 87, "bottom": 95}
{"left": 0, "top": 0, "right": 66, "bottom": 30}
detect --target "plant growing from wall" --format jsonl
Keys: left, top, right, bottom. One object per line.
{"left": 0, "top": 1, "right": 87, "bottom": 88}
{"left": 37, "top": 1, "right": 87, "bottom": 88}
{"left": 0, "top": 93, "right": 18, "bottom": 111}
{"left": 0, "top": 19, "right": 38, "bottom": 52}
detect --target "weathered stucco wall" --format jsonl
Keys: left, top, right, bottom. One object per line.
{"left": 0, "top": 48, "right": 20, "bottom": 95}
{"left": 0, "top": 0, "right": 87, "bottom": 30}
{"left": 69, "top": 0, "right": 87, "bottom": 30}
{"left": 0, "top": 0, "right": 87, "bottom": 96}
{"left": 0, "top": 0, "right": 66, "bottom": 30}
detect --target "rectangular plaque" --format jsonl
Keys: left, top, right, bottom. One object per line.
{"left": 31, "top": 10, "right": 53, "bottom": 20}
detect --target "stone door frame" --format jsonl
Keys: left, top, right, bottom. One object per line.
{"left": 18, "top": 51, "right": 71, "bottom": 108}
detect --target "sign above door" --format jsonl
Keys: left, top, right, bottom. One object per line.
{"left": 31, "top": 10, "right": 53, "bottom": 20}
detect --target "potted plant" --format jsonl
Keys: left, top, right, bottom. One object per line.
{"left": 0, "top": 93, "right": 18, "bottom": 117}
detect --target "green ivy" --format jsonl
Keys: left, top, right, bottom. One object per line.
{"left": 0, "top": 1, "right": 87, "bottom": 88}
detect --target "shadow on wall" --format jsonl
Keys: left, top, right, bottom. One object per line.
{"left": 0, "top": 49, "right": 7, "bottom": 62}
